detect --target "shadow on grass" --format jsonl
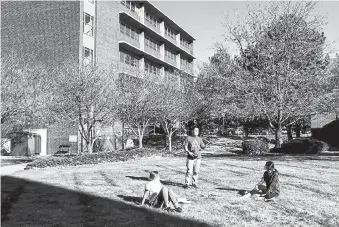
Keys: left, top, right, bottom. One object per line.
{"left": 126, "top": 176, "right": 185, "bottom": 188}
{"left": 201, "top": 152, "right": 339, "bottom": 162}
{"left": 216, "top": 187, "right": 248, "bottom": 196}
{"left": 1, "top": 176, "right": 214, "bottom": 227}
{"left": 117, "top": 195, "right": 140, "bottom": 204}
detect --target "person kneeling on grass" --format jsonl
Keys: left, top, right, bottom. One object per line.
{"left": 242, "top": 161, "right": 280, "bottom": 201}
{"left": 140, "top": 171, "right": 182, "bottom": 213}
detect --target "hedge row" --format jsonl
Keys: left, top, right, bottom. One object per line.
{"left": 25, "top": 148, "right": 183, "bottom": 169}
{"left": 271, "top": 138, "right": 329, "bottom": 155}
{"left": 241, "top": 137, "right": 329, "bottom": 156}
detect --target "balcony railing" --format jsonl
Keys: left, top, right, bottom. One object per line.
{"left": 180, "top": 65, "right": 193, "bottom": 75}
{"left": 144, "top": 46, "right": 161, "bottom": 59}
{"left": 119, "top": 4, "right": 140, "bottom": 21}
{"left": 144, "top": 20, "right": 161, "bottom": 34}
{"left": 118, "top": 32, "right": 140, "bottom": 49}
{"left": 165, "top": 34, "right": 177, "bottom": 45}
{"left": 119, "top": 63, "right": 142, "bottom": 77}
{"left": 164, "top": 56, "right": 177, "bottom": 66}
{"left": 181, "top": 45, "right": 194, "bottom": 55}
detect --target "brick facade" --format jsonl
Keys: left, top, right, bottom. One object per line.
{"left": 95, "top": 1, "right": 120, "bottom": 70}
{"left": 47, "top": 124, "right": 78, "bottom": 155}
{"left": 1, "top": 1, "right": 81, "bottom": 65}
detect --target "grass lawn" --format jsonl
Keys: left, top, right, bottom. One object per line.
{"left": 2, "top": 154, "right": 339, "bottom": 227}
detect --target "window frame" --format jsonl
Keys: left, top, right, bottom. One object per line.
{"left": 83, "top": 47, "right": 94, "bottom": 66}
{"left": 83, "top": 13, "right": 94, "bottom": 37}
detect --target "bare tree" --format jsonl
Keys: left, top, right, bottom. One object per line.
{"left": 154, "top": 71, "right": 199, "bottom": 152}
{"left": 115, "top": 70, "right": 158, "bottom": 149}
{"left": 50, "top": 63, "right": 118, "bottom": 153}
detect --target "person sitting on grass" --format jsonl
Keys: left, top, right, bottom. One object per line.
{"left": 242, "top": 161, "right": 280, "bottom": 201}
{"left": 140, "top": 171, "right": 182, "bottom": 213}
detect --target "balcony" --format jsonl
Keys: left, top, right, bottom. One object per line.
{"left": 118, "top": 32, "right": 140, "bottom": 49}
{"left": 119, "top": 4, "right": 140, "bottom": 22}
{"left": 180, "top": 65, "right": 194, "bottom": 75}
{"left": 165, "top": 34, "right": 177, "bottom": 45}
{"left": 181, "top": 45, "right": 194, "bottom": 55}
{"left": 144, "top": 46, "right": 161, "bottom": 59}
{"left": 144, "top": 20, "right": 161, "bottom": 34}
{"left": 119, "top": 63, "right": 142, "bottom": 78}
{"left": 164, "top": 56, "right": 177, "bottom": 67}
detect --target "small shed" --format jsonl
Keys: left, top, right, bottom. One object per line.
{"left": 8, "top": 132, "right": 41, "bottom": 156}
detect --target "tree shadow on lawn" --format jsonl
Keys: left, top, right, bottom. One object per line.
{"left": 126, "top": 176, "right": 186, "bottom": 188}
{"left": 1, "top": 176, "right": 214, "bottom": 227}
{"left": 202, "top": 152, "right": 339, "bottom": 162}
{"left": 215, "top": 187, "right": 248, "bottom": 196}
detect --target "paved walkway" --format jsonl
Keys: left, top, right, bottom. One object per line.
{"left": 1, "top": 163, "right": 28, "bottom": 176}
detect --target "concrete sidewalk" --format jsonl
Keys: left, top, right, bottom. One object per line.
{"left": 1, "top": 163, "right": 28, "bottom": 176}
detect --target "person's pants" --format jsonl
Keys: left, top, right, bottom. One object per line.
{"left": 150, "top": 186, "right": 178, "bottom": 208}
{"left": 250, "top": 184, "right": 279, "bottom": 199}
{"left": 185, "top": 158, "right": 201, "bottom": 185}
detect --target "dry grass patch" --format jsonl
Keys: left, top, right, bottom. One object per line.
{"left": 2, "top": 155, "right": 339, "bottom": 227}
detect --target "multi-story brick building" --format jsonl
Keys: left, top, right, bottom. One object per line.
{"left": 1, "top": 0, "right": 196, "bottom": 155}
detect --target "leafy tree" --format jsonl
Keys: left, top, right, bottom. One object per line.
{"left": 225, "top": 1, "right": 331, "bottom": 147}
{"left": 1, "top": 52, "right": 52, "bottom": 137}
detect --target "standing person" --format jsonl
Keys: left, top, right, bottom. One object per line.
{"left": 242, "top": 161, "right": 280, "bottom": 201}
{"left": 184, "top": 127, "right": 206, "bottom": 189}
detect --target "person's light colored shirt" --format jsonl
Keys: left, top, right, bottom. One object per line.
{"left": 145, "top": 179, "right": 162, "bottom": 194}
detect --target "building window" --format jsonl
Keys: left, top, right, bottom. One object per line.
{"left": 165, "top": 48, "right": 176, "bottom": 61}
{"left": 83, "top": 47, "right": 94, "bottom": 66}
{"left": 119, "top": 51, "right": 139, "bottom": 67}
{"left": 120, "top": 0, "right": 136, "bottom": 12}
{"left": 145, "top": 61, "right": 160, "bottom": 75}
{"left": 145, "top": 36, "right": 160, "bottom": 52}
{"left": 165, "top": 26, "right": 176, "bottom": 40}
{"left": 120, "top": 22, "right": 139, "bottom": 41}
{"left": 83, "top": 13, "right": 94, "bottom": 37}
{"left": 145, "top": 12, "right": 158, "bottom": 28}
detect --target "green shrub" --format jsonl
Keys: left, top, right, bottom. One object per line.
{"left": 270, "top": 138, "right": 329, "bottom": 154}
{"left": 25, "top": 148, "right": 180, "bottom": 169}
{"left": 257, "top": 136, "right": 270, "bottom": 144}
{"left": 241, "top": 139, "right": 269, "bottom": 156}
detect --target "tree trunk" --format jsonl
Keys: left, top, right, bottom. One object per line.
{"left": 87, "top": 142, "right": 92, "bottom": 154}
{"left": 274, "top": 127, "right": 282, "bottom": 148}
{"left": 122, "top": 120, "right": 125, "bottom": 151}
{"left": 243, "top": 125, "right": 249, "bottom": 138}
{"left": 167, "top": 133, "right": 173, "bottom": 152}
{"left": 295, "top": 125, "right": 301, "bottom": 138}
{"left": 138, "top": 136, "right": 143, "bottom": 149}
{"left": 286, "top": 125, "right": 293, "bottom": 141}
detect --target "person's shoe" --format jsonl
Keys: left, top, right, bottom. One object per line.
{"left": 192, "top": 184, "right": 198, "bottom": 189}
{"left": 174, "top": 207, "right": 182, "bottom": 213}
{"left": 183, "top": 184, "right": 189, "bottom": 189}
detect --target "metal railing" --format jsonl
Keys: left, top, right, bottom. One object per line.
{"left": 118, "top": 32, "right": 140, "bottom": 48}
{"left": 119, "top": 4, "right": 140, "bottom": 21}
{"left": 144, "top": 20, "right": 161, "bottom": 34}
{"left": 144, "top": 46, "right": 161, "bottom": 59}
{"left": 164, "top": 56, "right": 177, "bottom": 66}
